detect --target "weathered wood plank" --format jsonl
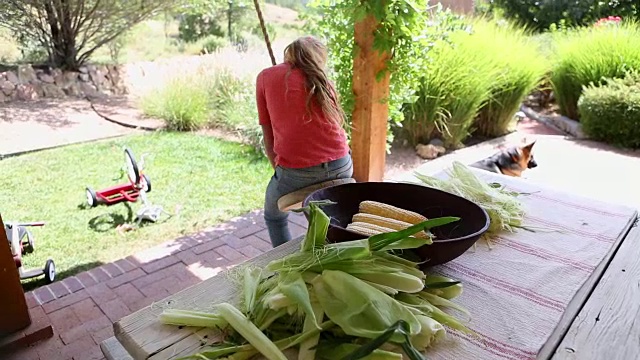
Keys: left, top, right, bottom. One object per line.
{"left": 536, "top": 214, "right": 638, "bottom": 359}
{"left": 101, "top": 336, "right": 134, "bottom": 360}
{"left": 350, "top": 13, "right": 390, "bottom": 182}
{"left": 551, "top": 223, "right": 640, "bottom": 360}
{"left": 114, "top": 239, "right": 301, "bottom": 360}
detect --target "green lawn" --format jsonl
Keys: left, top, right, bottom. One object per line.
{"left": 0, "top": 132, "right": 272, "bottom": 288}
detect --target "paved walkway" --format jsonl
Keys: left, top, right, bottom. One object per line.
{"left": 0, "top": 96, "right": 164, "bottom": 159}
{"left": 2, "top": 116, "right": 570, "bottom": 360}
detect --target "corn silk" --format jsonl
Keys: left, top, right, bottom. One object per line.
{"left": 414, "top": 161, "right": 528, "bottom": 246}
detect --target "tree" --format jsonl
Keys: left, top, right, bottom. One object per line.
{"left": 0, "top": 0, "right": 176, "bottom": 70}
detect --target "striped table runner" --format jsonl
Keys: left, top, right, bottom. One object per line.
{"left": 410, "top": 169, "right": 637, "bottom": 360}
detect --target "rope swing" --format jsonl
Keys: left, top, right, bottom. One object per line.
{"left": 252, "top": 0, "right": 277, "bottom": 66}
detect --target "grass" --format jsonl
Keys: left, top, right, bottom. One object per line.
{"left": 403, "top": 21, "right": 496, "bottom": 148}
{"left": 0, "top": 132, "right": 272, "bottom": 288}
{"left": 550, "top": 20, "right": 640, "bottom": 120}
{"left": 471, "top": 19, "right": 548, "bottom": 137}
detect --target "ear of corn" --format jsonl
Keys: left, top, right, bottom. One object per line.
{"left": 359, "top": 201, "right": 427, "bottom": 225}
{"left": 352, "top": 213, "right": 429, "bottom": 239}
{"left": 346, "top": 222, "right": 396, "bottom": 237}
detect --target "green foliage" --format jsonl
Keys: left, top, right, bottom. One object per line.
{"left": 550, "top": 20, "right": 640, "bottom": 120}
{"left": 199, "top": 35, "right": 230, "bottom": 54}
{"left": 404, "top": 18, "right": 546, "bottom": 146}
{"left": 472, "top": 19, "right": 548, "bottom": 137}
{"left": 307, "top": 1, "right": 466, "bottom": 147}
{"left": 265, "top": 0, "right": 308, "bottom": 11}
{"left": 178, "top": 13, "right": 226, "bottom": 42}
{"left": 578, "top": 71, "right": 640, "bottom": 148}
{"left": 489, "top": 0, "right": 639, "bottom": 32}
{"left": 0, "top": 0, "right": 177, "bottom": 70}
{"left": 403, "top": 23, "right": 496, "bottom": 148}
{"left": 141, "top": 68, "right": 264, "bottom": 152}
{"left": 176, "top": 0, "right": 254, "bottom": 43}
{"left": 142, "top": 74, "right": 212, "bottom": 131}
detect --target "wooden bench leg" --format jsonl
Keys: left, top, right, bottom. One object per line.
{"left": 101, "top": 336, "right": 134, "bottom": 360}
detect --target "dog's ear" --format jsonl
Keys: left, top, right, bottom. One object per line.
{"left": 521, "top": 140, "right": 536, "bottom": 155}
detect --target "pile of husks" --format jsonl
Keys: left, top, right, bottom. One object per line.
{"left": 160, "top": 201, "right": 472, "bottom": 360}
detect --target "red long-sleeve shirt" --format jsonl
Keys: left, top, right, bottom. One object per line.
{"left": 256, "top": 63, "right": 350, "bottom": 169}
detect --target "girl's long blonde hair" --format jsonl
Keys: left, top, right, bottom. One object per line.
{"left": 284, "top": 36, "right": 345, "bottom": 126}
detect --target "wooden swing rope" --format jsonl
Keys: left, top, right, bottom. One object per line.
{"left": 252, "top": 0, "right": 277, "bottom": 66}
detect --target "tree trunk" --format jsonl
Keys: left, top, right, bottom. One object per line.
{"left": 44, "top": 0, "right": 80, "bottom": 70}
{"left": 228, "top": 1, "right": 233, "bottom": 42}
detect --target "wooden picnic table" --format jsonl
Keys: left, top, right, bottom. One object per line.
{"left": 101, "top": 170, "right": 640, "bottom": 360}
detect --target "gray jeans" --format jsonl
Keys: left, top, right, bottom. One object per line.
{"left": 264, "top": 154, "right": 353, "bottom": 247}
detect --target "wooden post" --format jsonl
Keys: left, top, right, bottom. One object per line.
{"left": 351, "top": 13, "right": 391, "bottom": 182}
{"left": 0, "top": 214, "right": 31, "bottom": 336}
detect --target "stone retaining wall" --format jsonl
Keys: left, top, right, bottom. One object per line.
{"left": 0, "top": 64, "right": 127, "bottom": 102}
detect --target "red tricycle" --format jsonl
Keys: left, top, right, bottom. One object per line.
{"left": 4, "top": 221, "right": 56, "bottom": 283}
{"left": 85, "top": 148, "right": 151, "bottom": 208}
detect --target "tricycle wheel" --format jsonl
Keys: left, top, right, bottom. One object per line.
{"left": 124, "top": 147, "right": 140, "bottom": 186}
{"left": 44, "top": 259, "right": 56, "bottom": 283}
{"left": 141, "top": 174, "right": 151, "bottom": 193}
{"left": 86, "top": 187, "right": 98, "bottom": 207}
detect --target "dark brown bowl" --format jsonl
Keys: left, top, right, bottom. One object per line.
{"left": 302, "top": 182, "right": 490, "bottom": 267}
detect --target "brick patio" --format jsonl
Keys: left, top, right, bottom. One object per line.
{"left": 3, "top": 210, "right": 308, "bottom": 360}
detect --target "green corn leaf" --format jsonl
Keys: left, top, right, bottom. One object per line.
{"left": 368, "top": 217, "right": 460, "bottom": 251}
{"left": 296, "top": 201, "right": 334, "bottom": 252}
{"left": 377, "top": 237, "right": 431, "bottom": 251}
{"left": 339, "top": 320, "right": 425, "bottom": 360}
{"left": 312, "top": 270, "right": 421, "bottom": 343}
{"left": 242, "top": 266, "right": 263, "bottom": 315}
{"left": 423, "top": 281, "right": 461, "bottom": 289}
{"left": 278, "top": 272, "right": 319, "bottom": 329}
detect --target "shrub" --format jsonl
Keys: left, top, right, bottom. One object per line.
{"left": 403, "top": 27, "right": 496, "bottom": 148}
{"left": 207, "top": 70, "right": 263, "bottom": 150}
{"left": 198, "top": 35, "right": 229, "bottom": 54}
{"left": 489, "top": 0, "right": 639, "bottom": 32}
{"left": 550, "top": 21, "right": 640, "bottom": 120}
{"left": 141, "top": 68, "right": 264, "bottom": 152}
{"left": 141, "top": 74, "right": 212, "bottom": 131}
{"left": 578, "top": 71, "right": 640, "bottom": 148}
{"left": 178, "top": 13, "right": 225, "bottom": 42}
{"left": 472, "top": 20, "right": 548, "bottom": 137}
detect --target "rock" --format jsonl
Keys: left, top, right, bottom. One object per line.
{"left": 78, "top": 65, "right": 89, "bottom": 74}
{"left": 80, "top": 82, "right": 98, "bottom": 96}
{"left": 42, "top": 84, "right": 65, "bottom": 98}
{"left": 5, "top": 71, "right": 19, "bottom": 85}
{"left": 79, "top": 73, "right": 90, "bottom": 82}
{"left": 16, "top": 84, "right": 39, "bottom": 101}
{"left": 0, "top": 92, "right": 6, "bottom": 103}
{"left": 17, "top": 65, "right": 37, "bottom": 83}
{"left": 416, "top": 144, "right": 446, "bottom": 160}
{"left": 38, "top": 72, "right": 55, "bottom": 83}
{"left": 1, "top": 80, "right": 15, "bottom": 96}
{"left": 89, "top": 69, "right": 102, "bottom": 84}
{"left": 64, "top": 83, "right": 82, "bottom": 97}
{"left": 428, "top": 138, "right": 445, "bottom": 147}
